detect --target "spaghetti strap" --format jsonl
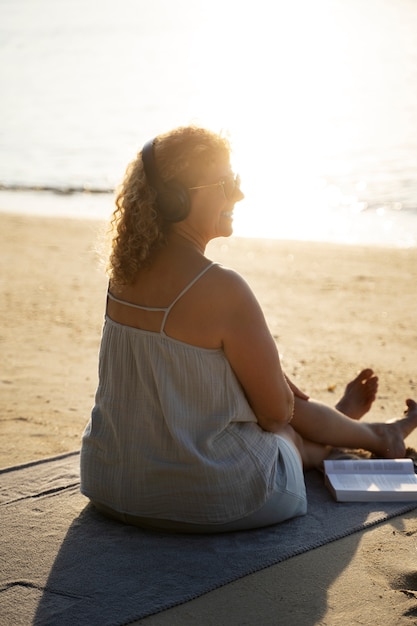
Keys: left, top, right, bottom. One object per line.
{"left": 107, "top": 262, "right": 217, "bottom": 333}
{"left": 160, "top": 263, "right": 216, "bottom": 332}
{"left": 107, "top": 291, "right": 166, "bottom": 312}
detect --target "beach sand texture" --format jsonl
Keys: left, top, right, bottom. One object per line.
{"left": 1, "top": 212, "right": 417, "bottom": 624}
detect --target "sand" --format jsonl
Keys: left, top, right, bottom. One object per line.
{"left": 1, "top": 211, "right": 417, "bottom": 624}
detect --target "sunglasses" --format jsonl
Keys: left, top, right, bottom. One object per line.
{"left": 188, "top": 174, "right": 241, "bottom": 201}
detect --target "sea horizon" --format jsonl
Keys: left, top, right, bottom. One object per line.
{"left": 1, "top": 0, "right": 416, "bottom": 248}
{"left": 1, "top": 186, "right": 416, "bottom": 249}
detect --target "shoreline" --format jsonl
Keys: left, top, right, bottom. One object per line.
{"left": 1, "top": 189, "right": 417, "bottom": 248}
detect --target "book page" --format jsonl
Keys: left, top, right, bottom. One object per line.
{"left": 328, "top": 472, "right": 417, "bottom": 493}
{"left": 323, "top": 458, "right": 414, "bottom": 475}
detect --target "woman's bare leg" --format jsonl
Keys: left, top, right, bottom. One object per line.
{"left": 284, "top": 398, "right": 417, "bottom": 470}
{"left": 279, "top": 426, "right": 332, "bottom": 470}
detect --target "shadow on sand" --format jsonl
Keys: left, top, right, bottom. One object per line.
{"left": 2, "top": 455, "right": 415, "bottom": 625}
{"left": 29, "top": 470, "right": 417, "bottom": 625}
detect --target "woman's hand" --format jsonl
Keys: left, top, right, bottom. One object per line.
{"left": 284, "top": 374, "right": 310, "bottom": 401}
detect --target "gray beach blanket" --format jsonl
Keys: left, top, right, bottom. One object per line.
{"left": 1, "top": 451, "right": 416, "bottom": 625}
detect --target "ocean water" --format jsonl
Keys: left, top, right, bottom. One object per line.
{"left": 1, "top": 0, "right": 417, "bottom": 246}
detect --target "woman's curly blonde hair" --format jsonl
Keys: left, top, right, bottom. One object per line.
{"left": 107, "top": 125, "right": 231, "bottom": 286}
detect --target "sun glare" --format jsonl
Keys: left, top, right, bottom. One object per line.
{"left": 185, "top": 0, "right": 407, "bottom": 241}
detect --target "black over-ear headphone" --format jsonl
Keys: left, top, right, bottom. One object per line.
{"left": 141, "top": 139, "right": 191, "bottom": 222}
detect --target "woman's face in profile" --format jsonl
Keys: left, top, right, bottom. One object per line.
{"left": 187, "top": 161, "right": 244, "bottom": 240}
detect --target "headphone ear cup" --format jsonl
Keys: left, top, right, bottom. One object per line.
{"left": 142, "top": 138, "right": 190, "bottom": 223}
{"left": 156, "top": 180, "right": 190, "bottom": 223}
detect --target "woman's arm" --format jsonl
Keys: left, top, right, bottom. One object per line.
{"left": 216, "top": 267, "right": 295, "bottom": 431}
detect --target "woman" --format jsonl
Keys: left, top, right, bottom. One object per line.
{"left": 80, "top": 125, "right": 417, "bottom": 533}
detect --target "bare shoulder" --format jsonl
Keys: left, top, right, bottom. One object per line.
{"left": 207, "top": 263, "right": 257, "bottom": 302}
{"left": 206, "top": 265, "right": 263, "bottom": 322}
{"left": 162, "top": 261, "right": 262, "bottom": 348}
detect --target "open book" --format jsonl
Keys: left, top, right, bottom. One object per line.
{"left": 323, "top": 458, "right": 417, "bottom": 502}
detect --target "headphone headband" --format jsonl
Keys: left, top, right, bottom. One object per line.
{"left": 141, "top": 138, "right": 190, "bottom": 222}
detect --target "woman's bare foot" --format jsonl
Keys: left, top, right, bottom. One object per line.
{"left": 368, "top": 399, "right": 417, "bottom": 458}
{"left": 335, "top": 369, "right": 378, "bottom": 420}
